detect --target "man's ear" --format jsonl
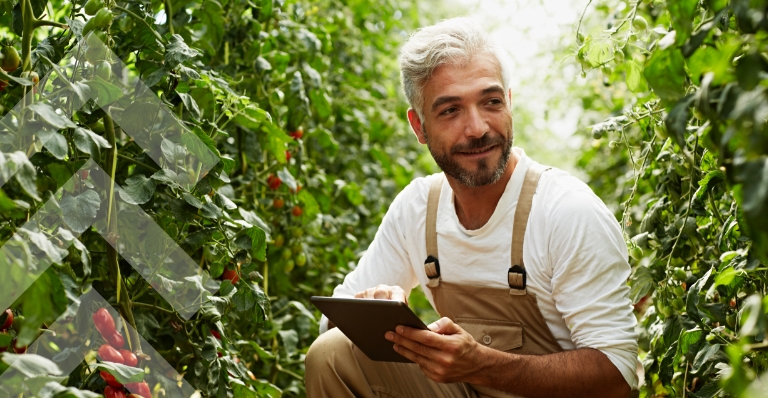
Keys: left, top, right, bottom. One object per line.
{"left": 507, "top": 88, "right": 513, "bottom": 109}
{"left": 407, "top": 108, "right": 427, "bottom": 145}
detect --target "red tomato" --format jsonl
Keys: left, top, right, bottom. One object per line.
{"left": 119, "top": 349, "right": 138, "bottom": 367}
{"left": 1, "top": 309, "right": 13, "bottom": 330}
{"left": 210, "top": 330, "right": 221, "bottom": 340}
{"left": 106, "top": 331, "right": 125, "bottom": 348}
{"left": 273, "top": 197, "right": 285, "bottom": 209}
{"left": 221, "top": 268, "right": 239, "bottom": 285}
{"left": 93, "top": 308, "right": 117, "bottom": 338}
{"left": 104, "top": 386, "right": 126, "bottom": 398}
{"left": 289, "top": 127, "right": 304, "bottom": 140}
{"left": 291, "top": 205, "right": 303, "bottom": 217}
{"left": 285, "top": 151, "right": 292, "bottom": 161}
{"left": 267, "top": 174, "right": 282, "bottom": 189}
{"left": 100, "top": 370, "right": 123, "bottom": 387}
{"left": 12, "top": 340, "right": 26, "bottom": 353}
{"left": 126, "top": 381, "right": 151, "bottom": 398}
{"left": 98, "top": 344, "right": 125, "bottom": 364}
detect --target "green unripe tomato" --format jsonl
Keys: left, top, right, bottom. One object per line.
{"left": 11, "top": 315, "right": 24, "bottom": 332}
{"left": 118, "top": 16, "right": 134, "bottom": 33}
{"left": 84, "top": 0, "right": 104, "bottom": 16}
{"left": 629, "top": 247, "right": 643, "bottom": 260}
{"left": 273, "top": 234, "right": 285, "bottom": 248}
{"left": 291, "top": 244, "right": 302, "bottom": 254}
{"left": 296, "top": 253, "right": 307, "bottom": 267}
{"left": 726, "top": 313, "right": 737, "bottom": 329}
{"left": 673, "top": 286, "right": 686, "bottom": 298}
{"left": 291, "top": 228, "right": 303, "bottom": 239}
{"left": 1, "top": 46, "right": 21, "bottom": 72}
{"left": 94, "top": 61, "right": 111, "bottom": 80}
{"left": 86, "top": 31, "right": 107, "bottom": 48}
{"left": 656, "top": 301, "right": 672, "bottom": 317}
{"left": 614, "top": 50, "right": 625, "bottom": 64}
{"left": 93, "top": 8, "right": 113, "bottom": 29}
{"left": 705, "top": 333, "right": 716, "bottom": 342}
{"left": 284, "top": 259, "right": 295, "bottom": 272}
{"left": 281, "top": 248, "right": 292, "bottom": 260}
{"left": 81, "top": 16, "right": 98, "bottom": 36}
{"left": 632, "top": 16, "right": 648, "bottom": 31}
{"left": 592, "top": 130, "right": 603, "bottom": 140}
{"left": 673, "top": 268, "right": 687, "bottom": 282}
{"left": 84, "top": 45, "right": 106, "bottom": 64}
{"left": 671, "top": 297, "right": 685, "bottom": 311}
{"left": 88, "top": 119, "right": 105, "bottom": 133}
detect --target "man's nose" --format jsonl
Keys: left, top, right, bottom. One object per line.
{"left": 463, "top": 106, "right": 488, "bottom": 138}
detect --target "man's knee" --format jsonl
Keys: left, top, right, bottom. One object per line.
{"left": 305, "top": 328, "right": 355, "bottom": 374}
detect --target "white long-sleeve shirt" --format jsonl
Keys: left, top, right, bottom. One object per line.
{"left": 320, "top": 147, "right": 639, "bottom": 388}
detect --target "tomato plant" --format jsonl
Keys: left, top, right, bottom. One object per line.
{"left": 574, "top": 0, "right": 768, "bottom": 395}
{"left": 0, "top": 0, "right": 435, "bottom": 396}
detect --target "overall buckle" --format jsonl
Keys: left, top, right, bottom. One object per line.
{"left": 424, "top": 255, "right": 441, "bottom": 279}
{"left": 508, "top": 265, "right": 526, "bottom": 290}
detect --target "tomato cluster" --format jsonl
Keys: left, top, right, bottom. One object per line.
{"left": 0, "top": 309, "right": 28, "bottom": 353}
{"left": 92, "top": 308, "right": 150, "bottom": 398}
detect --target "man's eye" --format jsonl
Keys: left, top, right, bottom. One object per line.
{"left": 440, "top": 107, "right": 457, "bottom": 115}
{"left": 488, "top": 98, "right": 503, "bottom": 105}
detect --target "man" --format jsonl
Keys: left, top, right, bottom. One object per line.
{"left": 304, "top": 17, "right": 638, "bottom": 398}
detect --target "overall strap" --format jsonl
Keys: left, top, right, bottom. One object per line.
{"left": 424, "top": 176, "right": 443, "bottom": 288}
{"left": 509, "top": 164, "right": 551, "bottom": 290}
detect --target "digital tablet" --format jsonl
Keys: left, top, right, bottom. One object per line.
{"left": 311, "top": 296, "right": 429, "bottom": 363}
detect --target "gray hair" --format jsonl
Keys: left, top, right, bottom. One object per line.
{"left": 399, "top": 17, "right": 513, "bottom": 121}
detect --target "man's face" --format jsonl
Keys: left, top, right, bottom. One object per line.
{"left": 408, "top": 53, "right": 514, "bottom": 188}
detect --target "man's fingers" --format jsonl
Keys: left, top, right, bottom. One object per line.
{"left": 428, "top": 317, "right": 461, "bottom": 335}
{"left": 373, "top": 289, "right": 390, "bottom": 299}
{"left": 393, "top": 343, "right": 430, "bottom": 367}
{"left": 397, "top": 325, "right": 444, "bottom": 349}
{"left": 390, "top": 331, "right": 445, "bottom": 359}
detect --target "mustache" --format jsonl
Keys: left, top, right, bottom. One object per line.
{"left": 450, "top": 134, "right": 507, "bottom": 154}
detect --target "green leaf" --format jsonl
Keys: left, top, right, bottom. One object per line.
{"left": 193, "top": 1, "right": 224, "bottom": 55}
{"left": 179, "top": 93, "right": 202, "bottom": 119}
{"left": 309, "top": 89, "right": 332, "bottom": 120}
{"left": 277, "top": 168, "right": 297, "bottom": 191}
{"left": 298, "top": 189, "right": 320, "bottom": 219}
{"left": 28, "top": 103, "right": 76, "bottom": 129}
{"left": 73, "top": 127, "right": 111, "bottom": 157}
{"left": 664, "top": 95, "right": 694, "bottom": 148}
{"left": 667, "top": 0, "right": 698, "bottom": 45}
{"left": 692, "top": 343, "right": 720, "bottom": 373}
{"left": 625, "top": 59, "right": 648, "bottom": 93}
{"left": 38, "top": 131, "right": 68, "bottom": 160}
{"left": 644, "top": 47, "right": 687, "bottom": 104}
{"left": 119, "top": 175, "right": 157, "bottom": 205}
{"left": 245, "top": 227, "right": 267, "bottom": 261}
{"left": 90, "top": 362, "right": 145, "bottom": 384}
{"left": 1, "top": 353, "right": 62, "bottom": 377}
{"left": 735, "top": 157, "right": 768, "bottom": 262}
{"left": 343, "top": 182, "right": 364, "bottom": 206}
{"left": 259, "top": 0, "right": 273, "bottom": 22}
{"left": 277, "top": 329, "right": 298, "bottom": 355}
{"left": 629, "top": 265, "right": 654, "bottom": 303}
{"left": 261, "top": 122, "right": 291, "bottom": 163}
{"left": 165, "top": 34, "right": 202, "bottom": 69}
{"left": 60, "top": 190, "right": 101, "bottom": 233}
{"left": 85, "top": 78, "right": 123, "bottom": 105}
{"left": 586, "top": 40, "right": 613, "bottom": 67}
{"left": 200, "top": 200, "right": 223, "bottom": 219}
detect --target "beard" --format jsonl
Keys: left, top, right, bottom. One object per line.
{"left": 424, "top": 126, "right": 514, "bottom": 187}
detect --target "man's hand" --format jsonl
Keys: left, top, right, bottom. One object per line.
{"left": 354, "top": 284, "right": 408, "bottom": 304}
{"left": 384, "top": 317, "right": 483, "bottom": 384}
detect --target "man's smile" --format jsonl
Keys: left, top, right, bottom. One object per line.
{"left": 455, "top": 144, "right": 498, "bottom": 159}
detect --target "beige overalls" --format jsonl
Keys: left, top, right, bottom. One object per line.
{"left": 305, "top": 165, "right": 573, "bottom": 398}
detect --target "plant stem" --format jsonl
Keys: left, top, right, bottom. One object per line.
{"left": 164, "top": 0, "right": 175, "bottom": 35}
{"left": 105, "top": 113, "right": 143, "bottom": 356}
